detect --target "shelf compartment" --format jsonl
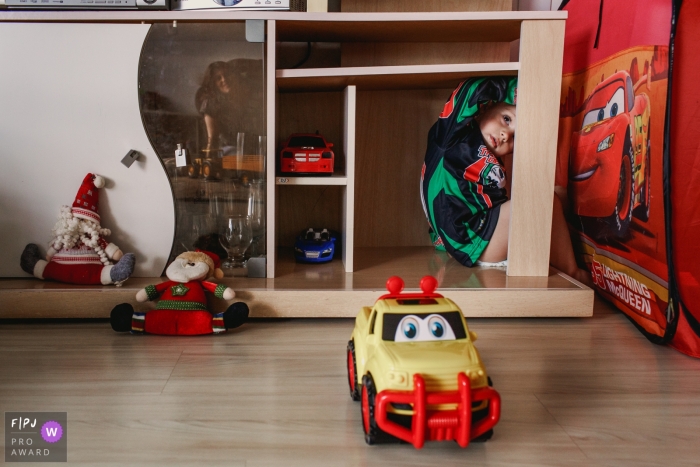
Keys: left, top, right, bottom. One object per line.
{"left": 276, "top": 62, "right": 519, "bottom": 92}
{"left": 275, "top": 11, "right": 568, "bottom": 43}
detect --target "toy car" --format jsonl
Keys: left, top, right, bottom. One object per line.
{"left": 294, "top": 228, "right": 336, "bottom": 263}
{"left": 279, "top": 133, "right": 334, "bottom": 175}
{"left": 569, "top": 70, "right": 651, "bottom": 238}
{"left": 347, "top": 276, "right": 501, "bottom": 449}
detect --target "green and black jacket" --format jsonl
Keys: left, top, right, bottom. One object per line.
{"left": 420, "top": 77, "right": 518, "bottom": 267}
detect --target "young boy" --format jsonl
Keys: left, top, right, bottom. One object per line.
{"left": 421, "top": 77, "right": 591, "bottom": 285}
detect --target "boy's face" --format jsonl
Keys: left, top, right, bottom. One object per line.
{"left": 478, "top": 102, "right": 516, "bottom": 158}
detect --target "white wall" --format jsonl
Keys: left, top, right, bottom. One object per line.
{"left": 0, "top": 23, "right": 174, "bottom": 278}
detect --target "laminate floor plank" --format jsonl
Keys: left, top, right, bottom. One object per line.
{"left": 1, "top": 296, "right": 699, "bottom": 466}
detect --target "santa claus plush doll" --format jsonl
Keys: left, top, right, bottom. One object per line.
{"left": 20, "top": 173, "right": 135, "bottom": 286}
{"left": 110, "top": 250, "right": 249, "bottom": 335}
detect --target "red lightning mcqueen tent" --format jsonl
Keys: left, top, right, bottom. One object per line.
{"left": 558, "top": 0, "right": 700, "bottom": 357}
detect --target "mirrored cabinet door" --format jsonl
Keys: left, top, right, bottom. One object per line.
{"left": 139, "top": 23, "right": 266, "bottom": 276}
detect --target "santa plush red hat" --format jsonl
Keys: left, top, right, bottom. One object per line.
{"left": 195, "top": 249, "right": 224, "bottom": 279}
{"left": 71, "top": 173, "right": 105, "bottom": 223}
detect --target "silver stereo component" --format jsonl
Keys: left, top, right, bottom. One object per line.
{"left": 171, "top": 0, "right": 289, "bottom": 10}
{"left": 0, "top": 0, "right": 169, "bottom": 8}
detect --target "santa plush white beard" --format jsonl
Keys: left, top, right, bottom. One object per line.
{"left": 166, "top": 257, "right": 210, "bottom": 283}
{"left": 51, "top": 206, "right": 111, "bottom": 265}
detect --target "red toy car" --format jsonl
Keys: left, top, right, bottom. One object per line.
{"left": 279, "top": 133, "right": 334, "bottom": 175}
{"left": 569, "top": 70, "right": 651, "bottom": 238}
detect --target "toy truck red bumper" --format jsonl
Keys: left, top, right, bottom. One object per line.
{"left": 375, "top": 372, "right": 501, "bottom": 449}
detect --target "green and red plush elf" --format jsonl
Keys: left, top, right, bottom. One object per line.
{"left": 110, "top": 250, "right": 249, "bottom": 335}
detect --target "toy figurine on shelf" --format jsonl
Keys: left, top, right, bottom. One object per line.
{"left": 347, "top": 275, "right": 501, "bottom": 449}
{"left": 279, "top": 133, "right": 335, "bottom": 176}
{"left": 294, "top": 228, "right": 337, "bottom": 263}
{"left": 19, "top": 173, "right": 136, "bottom": 286}
{"left": 110, "top": 250, "right": 249, "bottom": 336}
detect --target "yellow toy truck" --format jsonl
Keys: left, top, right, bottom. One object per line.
{"left": 347, "top": 275, "right": 501, "bottom": 448}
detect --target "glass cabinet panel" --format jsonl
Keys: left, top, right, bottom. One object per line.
{"left": 139, "top": 23, "right": 266, "bottom": 275}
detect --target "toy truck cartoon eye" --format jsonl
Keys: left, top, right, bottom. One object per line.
{"left": 384, "top": 312, "right": 464, "bottom": 342}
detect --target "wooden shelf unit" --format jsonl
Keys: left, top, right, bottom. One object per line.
{"left": 268, "top": 11, "right": 568, "bottom": 280}
{"left": 0, "top": 9, "right": 594, "bottom": 318}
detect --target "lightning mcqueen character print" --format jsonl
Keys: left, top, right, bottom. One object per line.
{"left": 420, "top": 77, "right": 517, "bottom": 267}
{"left": 569, "top": 70, "right": 651, "bottom": 239}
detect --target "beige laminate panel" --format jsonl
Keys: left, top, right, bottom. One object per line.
{"left": 0, "top": 283, "right": 592, "bottom": 318}
{"left": 276, "top": 63, "right": 519, "bottom": 92}
{"left": 507, "top": 20, "right": 566, "bottom": 277}
{"left": 267, "top": 19, "right": 277, "bottom": 278}
{"left": 275, "top": 175, "right": 348, "bottom": 185}
{"left": 0, "top": 10, "right": 567, "bottom": 25}
{"left": 342, "top": 85, "right": 357, "bottom": 272}
{"left": 0, "top": 247, "right": 592, "bottom": 319}
{"left": 234, "top": 287, "right": 592, "bottom": 318}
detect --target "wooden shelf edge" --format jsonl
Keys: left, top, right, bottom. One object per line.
{"left": 0, "top": 10, "right": 567, "bottom": 24}
{"left": 277, "top": 62, "right": 519, "bottom": 79}
{"left": 276, "top": 175, "right": 347, "bottom": 185}
{"left": 0, "top": 279, "right": 593, "bottom": 319}
{"left": 277, "top": 68, "right": 519, "bottom": 92}
{"left": 239, "top": 288, "right": 594, "bottom": 318}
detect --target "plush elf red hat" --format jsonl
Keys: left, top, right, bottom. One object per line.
{"left": 71, "top": 173, "right": 105, "bottom": 223}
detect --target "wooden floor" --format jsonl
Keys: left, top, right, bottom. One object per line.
{"left": 1, "top": 296, "right": 699, "bottom": 466}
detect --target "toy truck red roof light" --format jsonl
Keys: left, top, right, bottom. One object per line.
{"left": 378, "top": 275, "right": 443, "bottom": 301}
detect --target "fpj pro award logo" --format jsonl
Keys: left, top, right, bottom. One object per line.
{"left": 5, "top": 412, "right": 67, "bottom": 463}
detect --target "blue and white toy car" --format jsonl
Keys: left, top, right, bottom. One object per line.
{"left": 294, "top": 228, "right": 337, "bottom": 263}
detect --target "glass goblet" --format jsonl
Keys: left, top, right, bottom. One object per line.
{"left": 219, "top": 215, "right": 253, "bottom": 272}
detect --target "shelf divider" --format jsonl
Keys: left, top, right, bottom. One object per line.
{"left": 266, "top": 18, "right": 277, "bottom": 279}
{"left": 506, "top": 19, "right": 566, "bottom": 277}
{"left": 343, "top": 85, "right": 356, "bottom": 273}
